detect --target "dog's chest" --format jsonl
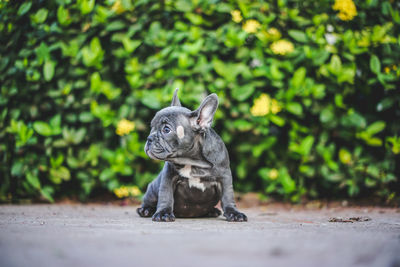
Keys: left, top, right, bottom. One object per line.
{"left": 177, "top": 165, "right": 216, "bottom": 192}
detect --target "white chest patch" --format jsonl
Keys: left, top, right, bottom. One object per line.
{"left": 188, "top": 178, "right": 206, "bottom": 191}
{"left": 176, "top": 125, "right": 185, "bottom": 139}
{"left": 178, "top": 165, "right": 206, "bottom": 192}
{"left": 178, "top": 165, "right": 192, "bottom": 178}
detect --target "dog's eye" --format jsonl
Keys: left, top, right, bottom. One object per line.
{"left": 162, "top": 125, "right": 171, "bottom": 134}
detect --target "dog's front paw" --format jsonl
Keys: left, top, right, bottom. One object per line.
{"left": 152, "top": 208, "right": 175, "bottom": 222}
{"left": 224, "top": 208, "right": 247, "bottom": 222}
{"left": 137, "top": 206, "right": 156, "bottom": 217}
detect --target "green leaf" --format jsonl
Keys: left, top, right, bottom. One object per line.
{"left": 286, "top": 102, "right": 303, "bottom": 116}
{"left": 82, "top": 37, "right": 104, "bottom": 68}
{"left": 338, "top": 66, "right": 355, "bottom": 84}
{"left": 141, "top": 90, "right": 161, "bottom": 109}
{"left": 236, "top": 162, "right": 247, "bottom": 179}
{"left": 320, "top": 107, "right": 334, "bottom": 123}
{"left": 233, "top": 119, "right": 253, "bottom": 131}
{"left": 66, "top": 156, "right": 80, "bottom": 168}
{"left": 36, "top": 42, "right": 50, "bottom": 64}
{"left": 252, "top": 137, "right": 277, "bottom": 157}
{"left": 288, "top": 30, "right": 308, "bottom": 43}
{"left": 95, "top": 5, "right": 109, "bottom": 23}
{"left": 11, "top": 162, "right": 24, "bottom": 176}
{"left": 370, "top": 55, "right": 381, "bottom": 74}
{"left": 329, "top": 55, "right": 342, "bottom": 75}
{"left": 43, "top": 60, "right": 56, "bottom": 81}
{"left": 32, "top": 8, "right": 48, "bottom": 23}
{"left": 49, "top": 115, "right": 62, "bottom": 135}
{"left": 57, "top": 5, "right": 71, "bottom": 26}
{"left": 346, "top": 180, "right": 358, "bottom": 196}
{"left": 53, "top": 139, "right": 68, "bottom": 147}
{"left": 386, "top": 136, "right": 400, "bottom": 154}
{"left": 90, "top": 37, "right": 102, "bottom": 56}
{"left": 18, "top": 2, "right": 32, "bottom": 16}
{"left": 269, "top": 115, "right": 285, "bottom": 127}
{"left": 26, "top": 172, "right": 41, "bottom": 189}
{"left": 79, "top": 112, "right": 94, "bottom": 123}
{"left": 7, "top": 119, "right": 34, "bottom": 147}
{"left": 366, "top": 166, "right": 380, "bottom": 178}
{"left": 105, "top": 20, "right": 126, "bottom": 31}
{"left": 291, "top": 67, "right": 306, "bottom": 88}
{"left": 99, "top": 168, "right": 114, "bottom": 182}
{"left": 33, "top": 121, "right": 53, "bottom": 136}
{"left": 80, "top": 0, "right": 95, "bottom": 15}
{"left": 51, "top": 154, "right": 64, "bottom": 168}
{"left": 50, "top": 166, "right": 71, "bottom": 183}
{"left": 40, "top": 186, "right": 54, "bottom": 203}
{"left": 73, "top": 128, "right": 87, "bottom": 144}
{"left": 366, "top": 137, "right": 383, "bottom": 146}
{"left": 178, "top": 53, "right": 189, "bottom": 68}
{"left": 279, "top": 168, "right": 296, "bottom": 193}
{"left": 62, "top": 127, "right": 86, "bottom": 144}
{"left": 366, "top": 121, "right": 386, "bottom": 135}
{"left": 231, "top": 84, "right": 254, "bottom": 101}
{"left": 340, "top": 111, "right": 367, "bottom": 129}
{"left": 299, "top": 135, "right": 314, "bottom": 156}
{"left": 299, "top": 165, "right": 315, "bottom": 177}
{"left": 258, "top": 168, "right": 270, "bottom": 181}
{"left": 122, "top": 38, "right": 141, "bottom": 53}
{"left": 213, "top": 59, "right": 230, "bottom": 79}
{"left": 185, "top": 13, "right": 203, "bottom": 25}
{"left": 339, "top": 148, "right": 352, "bottom": 164}
{"left": 175, "top": 0, "right": 193, "bottom": 12}
{"left": 270, "top": 61, "right": 284, "bottom": 80}
{"left": 90, "top": 72, "right": 102, "bottom": 92}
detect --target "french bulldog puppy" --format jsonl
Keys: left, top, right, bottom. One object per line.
{"left": 137, "top": 89, "right": 247, "bottom": 222}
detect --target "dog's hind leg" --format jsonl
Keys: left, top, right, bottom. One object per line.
{"left": 204, "top": 207, "right": 222, "bottom": 218}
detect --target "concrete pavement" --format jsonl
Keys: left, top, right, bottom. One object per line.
{"left": 0, "top": 204, "right": 399, "bottom": 267}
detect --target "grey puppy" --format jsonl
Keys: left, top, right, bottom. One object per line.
{"left": 137, "top": 89, "right": 247, "bottom": 222}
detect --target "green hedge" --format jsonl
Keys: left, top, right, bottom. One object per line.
{"left": 1, "top": 0, "right": 399, "bottom": 203}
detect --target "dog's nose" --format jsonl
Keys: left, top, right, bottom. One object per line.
{"left": 146, "top": 136, "right": 153, "bottom": 146}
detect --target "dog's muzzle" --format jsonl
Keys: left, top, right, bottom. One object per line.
{"left": 144, "top": 136, "right": 153, "bottom": 156}
{"left": 145, "top": 135, "right": 168, "bottom": 160}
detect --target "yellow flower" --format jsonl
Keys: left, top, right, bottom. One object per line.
{"left": 242, "top": 19, "right": 261, "bottom": 34}
{"left": 127, "top": 186, "right": 141, "bottom": 197}
{"left": 113, "top": 185, "right": 141, "bottom": 198}
{"left": 112, "top": 0, "right": 126, "bottom": 14}
{"left": 384, "top": 67, "right": 391, "bottom": 74}
{"left": 267, "top": 27, "right": 282, "bottom": 39}
{"left": 251, "top": 94, "right": 282, "bottom": 116}
{"left": 230, "top": 10, "right": 242, "bottom": 23}
{"left": 268, "top": 169, "right": 279, "bottom": 180}
{"left": 270, "top": 99, "right": 282, "bottom": 114}
{"left": 251, "top": 93, "right": 271, "bottom": 116}
{"left": 270, "top": 40, "right": 294, "bottom": 55}
{"left": 116, "top": 119, "right": 135, "bottom": 136}
{"left": 113, "top": 186, "right": 129, "bottom": 198}
{"left": 392, "top": 65, "right": 397, "bottom": 71}
{"left": 332, "top": 0, "right": 357, "bottom": 21}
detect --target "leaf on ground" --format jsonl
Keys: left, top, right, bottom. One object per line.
{"left": 328, "top": 216, "right": 371, "bottom": 223}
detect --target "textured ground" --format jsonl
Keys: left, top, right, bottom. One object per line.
{"left": 0, "top": 204, "right": 399, "bottom": 267}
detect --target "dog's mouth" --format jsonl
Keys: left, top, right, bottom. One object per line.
{"left": 146, "top": 149, "right": 162, "bottom": 160}
{"left": 144, "top": 134, "right": 178, "bottom": 161}
{"left": 145, "top": 143, "right": 170, "bottom": 161}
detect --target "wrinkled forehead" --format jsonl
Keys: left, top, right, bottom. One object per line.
{"left": 150, "top": 106, "right": 191, "bottom": 128}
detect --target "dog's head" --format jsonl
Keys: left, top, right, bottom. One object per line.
{"left": 144, "top": 89, "right": 218, "bottom": 161}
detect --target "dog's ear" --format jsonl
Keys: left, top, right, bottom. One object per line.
{"left": 171, "top": 88, "right": 181, "bottom": 107}
{"left": 191, "top": 93, "right": 219, "bottom": 131}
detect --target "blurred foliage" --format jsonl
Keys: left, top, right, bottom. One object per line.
{"left": 0, "top": 0, "right": 399, "bottom": 203}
